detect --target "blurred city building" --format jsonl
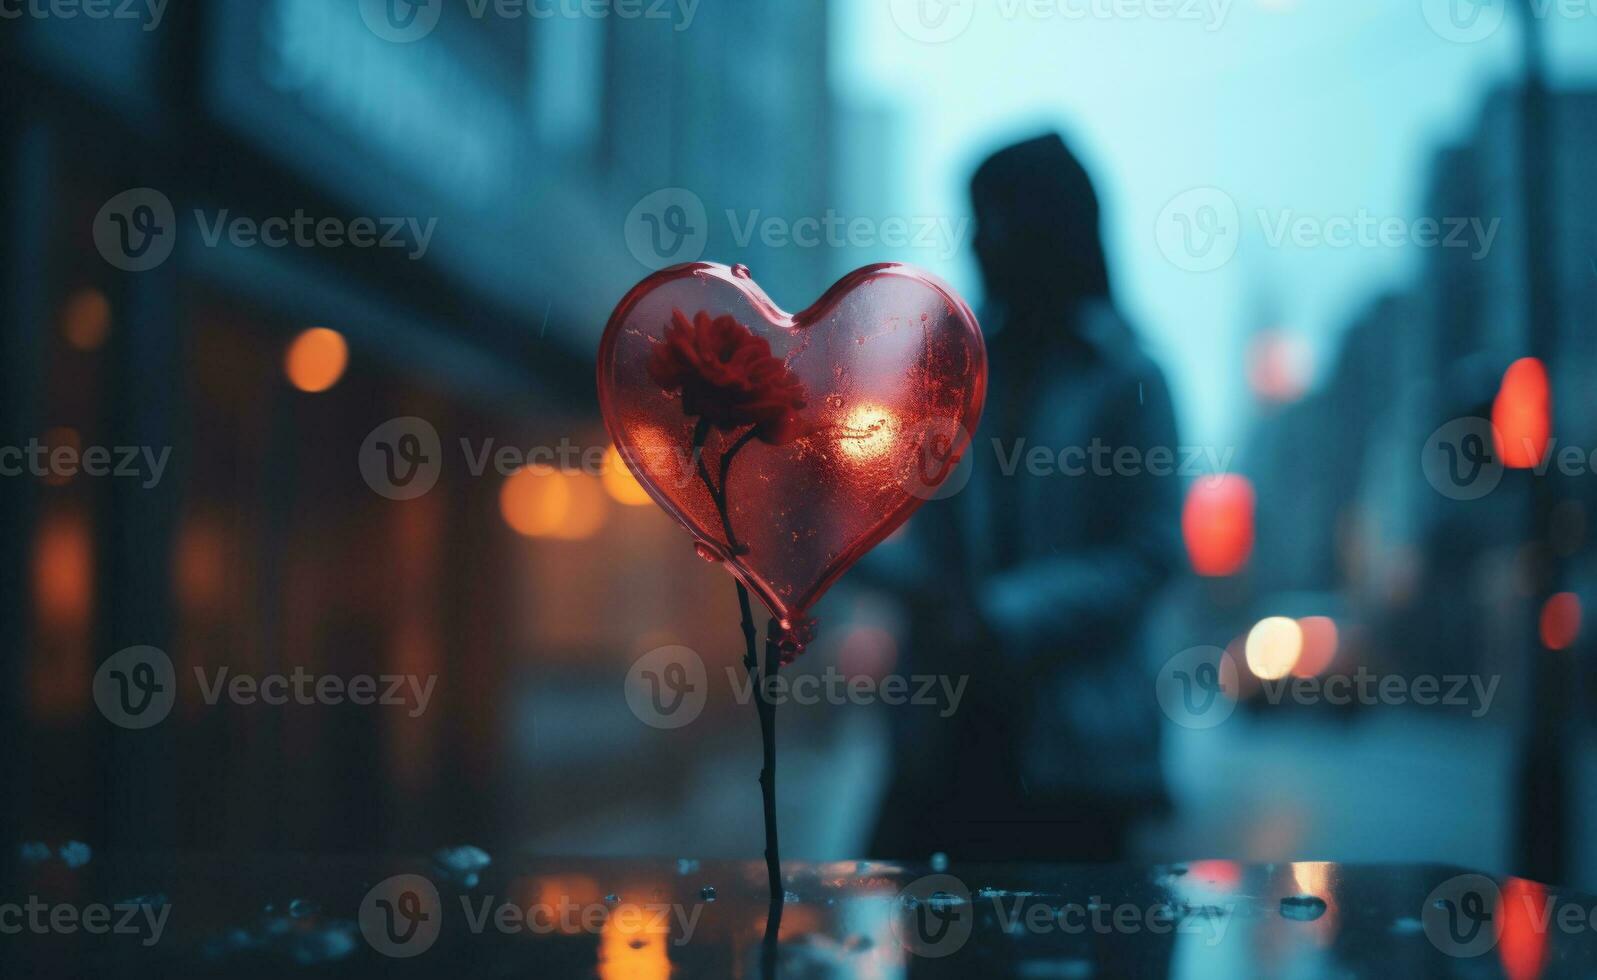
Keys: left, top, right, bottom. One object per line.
{"left": 2, "top": 0, "right": 845, "bottom": 858}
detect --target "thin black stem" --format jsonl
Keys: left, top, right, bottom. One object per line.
{"left": 756, "top": 616, "right": 783, "bottom": 967}
{"left": 695, "top": 417, "right": 781, "bottom": 974}
{"left": 694, "top": 422, "right": 757, "bottom": 556}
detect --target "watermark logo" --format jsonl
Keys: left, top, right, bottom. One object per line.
{"left": 1256, "top": 210, "right": 1499, "bottom": 258}
{"left": 358, "top": 426, "right": 700, "bottom": 501}
{"left": 889, "top": 0, "right": 977, "bottom": 42}
{"left": 1156, "top": 187, "right": 1500, "bottom": 270}
{"left": 1156, "top": 646, "right": 1240, "bottom": 729}
{"left": 358, "top": 0, "right": 443, "bottom": 42}
{"left": 92, "top": 646, "right": 177, "bottom": 730}
{"left": 360, "top": 417, "right": 444, "bottom": 500}
{"left": 888, "top": 0, "right": 1228, "bottom": 41}
{"left": 1421, "top": 0, "right": 1507, "bottom": 43}
{"left": 0, "top": 438, "right": 171, "bottom": 488}
{"left": 1422, "top": 417, "right": 1503, "bottom": 501}
{"left": 93, "top": 189, "right": 438, "bottom": 271}
{"left": 191, "top": 666, "right": 436, "bottom": 717}
{"left": 1421, "top": 418, "right": 1597, "bottom": 500}
{"left": 94, "top": 189, "right": 177, "bottom": 273}
{"left": 726, "top": 210, "right": 970, "bottom": 261}
{"left": 0, "top": 0, "right": 167, "bottom": 31}
{"left": 728, "top": 667, "right": 968, "bottom": 716}
{"left": 1423, "top": 875, "right": 1502, "bottom": 956}
{"left": 1259, "top": 669, "right": 1499, "bottom": 717}
{"left": 623, "top": 645, "right": 970, "bottom": 727}
{"left": 991, "top": 438, "right": 1234, "bottom": 481}
{"left": 0, "top": 897, "right": 170, "bottom": 947}
{"left": 360, "top": 874, "right": 443, "bottom": 957}
{"left": 625, "top": 645, "right": 708, "bottom": 729}
{"left": 624, "top": 188, "right": 971, "bottom": 270}
{"left": 625, "top": 188, "right": 708, "bottom": 270}
{"left": 461, "top": 0, "right": 698, "bottom": 30}
{"left": 892, "top": 874, "right": 974, "bottom": 957}
{"left": 1156, "top": 187, "right": 1240, "bottom": 273}
{"left": 92, "top": 647, "right": 437, "bottom": 727}
{"left": 460, "top": 892, "right": 702, "bottom": 941}
{"left": 898, "top": 419, "right": 975, "bottom": 501}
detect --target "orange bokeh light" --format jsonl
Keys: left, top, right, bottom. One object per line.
{"left": 284, "top": 327, "right": 349, "bottom": 393}
{"left": 1539, "top": 592, "right": 1580, "bottom": 651}
{"left": 31, "top": 510, "right": 94, "bottom": 720}
{"left": 1182, "top": 475, "right": 1255, "bottom": 577}
{"left": 601, "top": 445, "right": 654, "bottom": 506}
{"left": 34, "top": 511, "right": 93, "bottom": 625}
{"left": 501, "top": 467, "right": 608, "bottom": 539}
{"left": 61, "top": 287, "right": 111, "bottom": 351}
{"left": 502, "top": 466, "right": 569, "bottom": 537}
{"left": 555, "top": 472, "right": 609, "bottom": 540}
{"left": 1493, "top": 357, "right": 1550, "bottom": 469}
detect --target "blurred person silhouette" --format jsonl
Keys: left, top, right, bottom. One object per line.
{"left": 866, "top": 133, "right": 1183, "bottom": 862}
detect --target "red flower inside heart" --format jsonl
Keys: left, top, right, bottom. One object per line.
{"left": 647, "top": 310, "right": 809, "bottom": 445}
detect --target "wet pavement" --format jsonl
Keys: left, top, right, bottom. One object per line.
{"left": 7, "top": 851, "right": 1596, "bottom": 977}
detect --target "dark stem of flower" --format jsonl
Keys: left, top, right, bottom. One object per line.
{"left": 692, "top": 420, "right": 758, "bottom": 556}
{"left": 691, "top": 418, "right": 782, "bottom": 968}
{"left": 742, "top": 594, "right": 783, "bottom": 971}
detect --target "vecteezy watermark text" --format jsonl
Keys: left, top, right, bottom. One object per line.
{"left": 891, "top": 874, "right": 1232, "bottom": 958}
{"left": 357, "top": 874, "right": 702, "bottom": 958}
{"left": 1156, "top": 646, "right": 1500, "bottom": 728}
{"left": 0, "top": 898, "right": 169, "bottom": 947}
{"left": 459, "top": 894, "right": 702, "bottom": 943}
{"left": 1423, "top": 873, "right": 1597, "bottom": 958}
{"left": 93, "top": 188, "right": 437, "bottom": 272}
{"left": 623, "top": 188, "right": 971, "bottom": 269}
{"left": 1423, "top": 415, "right": 1597, "bottom": 501}
{"left": 193, "top": 666, "right": 436, "bottom": 718}
{"left": 991, "top": 438, "right": 1233, "bottom": 480}
{"left": 624, "top": 645, "right": 967, "bottom": 729}
{"left": 887, "top": 0, "right": 1233, "bottom": 44}
{"left": 726, "top": 667, "right": 967, "bottom": 718}
{"left": 1257, "top": 668, "right": 1499, "bottom": 718}
{"left": 92, "top": 646, "right": 437, "bottom": 729}
{"left": 359, "top": 0, "right": 698, "bottom": 42}
{"left": 461, "top": 0, "right": 699, "bottom": 29}
{"left": 0, "top": 0, "right": 166, "bottom": 30}
{"left": 0, "top": 439, "right": 170, "bottom": 488}
{"left": 1155, "top": 186, "right": 1501, "bottom": 272}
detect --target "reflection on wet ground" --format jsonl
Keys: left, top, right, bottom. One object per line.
{"left": 7, "top": 849, "right": 1597, "bottom": 977}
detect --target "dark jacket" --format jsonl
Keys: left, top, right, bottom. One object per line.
{"left": 868, "top": 134, "right": 1181, "bottom": 856}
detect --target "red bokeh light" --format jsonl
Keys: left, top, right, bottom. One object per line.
{"left": 1539, "top": 592, "right": 1580, "bottom": 651}
{"left": 1493, "top": 357, "right": 1550, "bottom": 470}
{"left": 1183, "top": 475, "right": 1256, "bottom": 577}
{"left": 1498, "top": 878, "right": 1549, "bottom": 980}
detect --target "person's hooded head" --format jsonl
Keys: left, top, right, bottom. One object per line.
{"left": 970, "top": 133, "right": 1111, "bottom": 333}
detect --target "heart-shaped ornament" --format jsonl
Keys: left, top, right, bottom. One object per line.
{"left": 597, "top": 262, "right": 986, "bottom": 630}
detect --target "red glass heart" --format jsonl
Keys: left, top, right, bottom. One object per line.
{"left": 597, "top": 262, "right": 987, "bottom": 628}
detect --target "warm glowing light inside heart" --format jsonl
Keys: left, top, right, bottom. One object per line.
{"left": 836, "top": 403, "right": 899, "bottom": 461}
